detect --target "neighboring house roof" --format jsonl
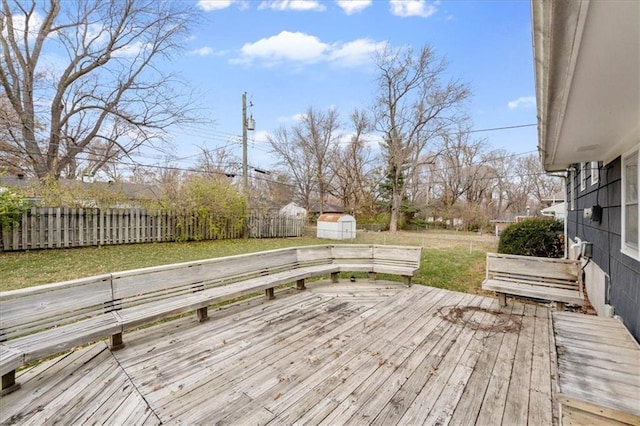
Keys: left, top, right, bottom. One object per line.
{"left": 309, "top": 203, "right": 343, "bottom": 214}
{"left": 541, "top": 202, "right": 566, "bottom": 217}
{"left": 490, "top": 218, "right": 515, "bottom": 224}
{"left": 533, "top": 0, "right": 639, "bottom": 171}
{"left": 542, "top": 192, "right": 565, "bottom": 204}
{"left": 0, "top": 174, "right": 31, "bottom": 189}
{"left": 0, "top": 175, "right": 161, "bottom": 201}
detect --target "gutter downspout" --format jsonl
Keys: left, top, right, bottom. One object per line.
{"left": 564, "top": 175, "right": 569, "bottom": 259}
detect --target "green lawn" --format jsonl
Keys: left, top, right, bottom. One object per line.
{"left": 0, "top": 231, "right": 497, "bottom": 293}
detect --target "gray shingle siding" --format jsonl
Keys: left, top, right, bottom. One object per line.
{"left": 567, "top": 156, "right": 640, "bottom": 341}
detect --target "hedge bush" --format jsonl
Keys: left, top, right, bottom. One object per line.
{"left": 498, "top": 218, "right": 564, "bottom": 258}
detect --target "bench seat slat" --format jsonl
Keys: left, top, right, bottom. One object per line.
{"left": 488, "top": 275, "right": 580, "bottom": 291}
{"left": 335, "top": 263, "right": 373, "bottom": 273}
{"left": 483, "top": 279, "right": 584, "bottom": 305}
{"left": 0, "top": 345, "right": 24, "bottom": 377}
{"left": 373, "top": 265, "right": 418, "bottom": 276}
{"left": 4, "top": 314, "right": 120, "bottom": 364}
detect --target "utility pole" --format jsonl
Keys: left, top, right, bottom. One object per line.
{"left": 242, "top": 92, "right": 248, "bottom": 195}
{"left": 241, "top": 92, "right": 255, "bottom": 239}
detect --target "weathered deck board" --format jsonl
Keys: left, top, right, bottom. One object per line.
{"left": 553, "top": 311, "right": 640, "bottom": 426}
{"left": 526, "top": 305, "right": 554, "bottom": 426}
{"left": 0, "top": 281, "right": 559, "bottom": 425}
{"left": 474, "top": 302, "right": 526, "bottom": 425}
{"left": 0, "top": 342, "right": 159, "bottom": 425}
{"left": 502, "top": 303, "right": 536, "bottom": 425}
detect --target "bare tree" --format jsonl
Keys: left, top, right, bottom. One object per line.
{"left": 293, "top": 106, "right": 340, "bottom": 214}
{"left": 192, "top": 146, "right": 240, "bottom": 178}
{"left": 0, "top": 94, "right": 26, "bottom": 174}
{"left": 267, "top": 107, "right": 341, "bottom": 213}
{"left": 330, "top": 109, "right": 377, "bottom": 215}
{"left": 373, "top": 43, "right": 470, "bottom": 231}
{"left": 0, "top": 0, "right": 198, "bottom": 180}
{"left": 431, "top": 128, "right": 491, "bottom": 207}
{"left": 521, "top": 155, "right": 563, "bottom": 208}
{"left": 485, "top": 152, "right": 555, "bottom": 217}
{"left": 267, "top": 126, "right": 316, "bottom": 211}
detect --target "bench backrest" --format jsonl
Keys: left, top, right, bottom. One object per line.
{"left": 0, "top": 274, "right": 113, "bottom": 341}
{"left": 111, "top": 262, "right": 208, "bottom": 309}
{"left": 1, "top": 244, "right": 422, "bottom": 342}
{"left": 295, "top": 245, "right": 333, "bottom": 267}
{"left": 197, "top": 248, "right": 299, "bottom": 286}
{"left": 486, "top": 252, "right": 582, "bottom": 289}
{"left": 331, "top": 245, "right": 374, "bottom": 265}
{"left": 373, "top": 245, "right": 422, "bottom": 269}
{"left": 111, "top": 248, "right": 299, "bottom": 309}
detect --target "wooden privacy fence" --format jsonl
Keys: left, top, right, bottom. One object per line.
{"left": 0, "top": 208, "right": 304, "bottom": 252}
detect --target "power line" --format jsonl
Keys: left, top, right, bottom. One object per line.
{"left": 467, "top": 123, "right": 537, "bottom": 133}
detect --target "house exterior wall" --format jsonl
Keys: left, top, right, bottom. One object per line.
{"left": 567, "top": 157, "right": 640, "bottom": 340}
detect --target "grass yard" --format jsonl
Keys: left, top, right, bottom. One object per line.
{"left": 0, "top": 230, "right": 497, "bottom": 293}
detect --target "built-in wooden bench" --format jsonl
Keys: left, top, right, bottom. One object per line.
{"left": 553, "top": 311, "right": 640, "bottom": 425}
{"left": 0, "top": 244, "right": 421, "bottom": 394}
{"left": 482, "top": 252, "right": 584, "bottom": 309}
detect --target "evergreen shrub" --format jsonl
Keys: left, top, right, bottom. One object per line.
{"left": 498, "top": 218, "right": 564, "bottom": 258}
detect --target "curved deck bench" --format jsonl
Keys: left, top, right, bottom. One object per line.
{"left": 0, "top": 244, "right": 421, "bottom": 394}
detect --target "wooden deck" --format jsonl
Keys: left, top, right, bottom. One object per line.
{"left": 0, "top": 281, "right": 558, "bottom": 425}
{"left": 553, "top": 311, "right": 640, "bottom": 425}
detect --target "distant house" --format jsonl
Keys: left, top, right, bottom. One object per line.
{"left": 0, "top": 174, "right": 161, "bottom": 208}
{"left": 540, "top": 192, "right": 565, "bottom": 220}
{"left": 533, "top": 1, "right": 639, "bottom": 338}
{"left": 308, "top": 202, "right": 344, "bottom": 217}
{"left": 540, "top": 203, "right": 565, "bottom": 220}
{"left": 491, "top": 211, "right": 548, "bottom": 237}
{"left": 279, "top": 202, "right": 307, "bottom": 218}
{"left": 490, "top": 218, "right": 514, "bottom": 237}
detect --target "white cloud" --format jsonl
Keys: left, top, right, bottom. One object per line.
{"left": 252, "top": 130, "right": 272, "bottom": 143}
{"left": 233, "top": 31, "right": 328, "bottom": 66}
{"left": 197, "top": 0, "right": 234, "bottom": 11}
{"left": 114, "top": 41, "right": 151, "bottom": 58}
{"left": 190, "top": 46, "right": 214, "bottom": 56}
{"left": 188, "top": 46, "right": 228, "bottom": 57}
{"left": 508, "top": 96, "right": 536, "bottom": 110}
{"left": 389, "top": 0, "right": 438, "bottom": 18}
{"left": 336, "top": 0, "right": 372, "bottom": 15}
{"left": 258, "top": 0, "right": 326, "bottom": 12}
{"left": 2, "top": 10, "right": 42, "bottom": 43}
{"left": 232, "top": 31, "right": 385, "bottom": 68}
{"left": 328, "top": 38, "right": 386, "bottom": 67}
{"left": 277, "top": 113, "right": 305, "bottom": 123}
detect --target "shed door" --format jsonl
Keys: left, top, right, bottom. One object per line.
{"left": 343, "top": 222, "right": 352, "bottom": 239}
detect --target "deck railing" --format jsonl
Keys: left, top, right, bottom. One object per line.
{"left": 0, "top": 207, "right": 304, "bottom": 251}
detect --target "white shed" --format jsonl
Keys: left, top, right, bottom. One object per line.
{"left": 316, "top": 213, "right": 356, "bottom": 240}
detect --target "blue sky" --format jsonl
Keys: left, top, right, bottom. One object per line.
{"left": 164, "top": 0, "right": 538, "bottom": 170}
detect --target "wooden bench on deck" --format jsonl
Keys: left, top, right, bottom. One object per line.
{"left": 482, "top": 252, "right": 584, "bottom": 309}
{"left": 553, "top": 311, "right": 640, "bottom": 425}
{"left": 0, "top": 244, "right": 421, "bottom": 395}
